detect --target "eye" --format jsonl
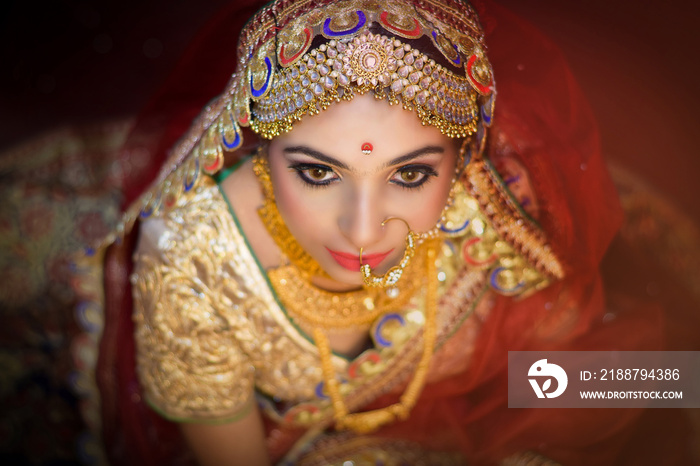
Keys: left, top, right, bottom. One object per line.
{"left": 290, "top": 163, "right": 339, "bottom": 187}
{"left": 390, "top": 164, "right": 438, "bottom": 189}
{"left": 307, "top": 167, "right": 331, "bottom": 181}
{"left": 399, "top": 170, "right": 422, "bottom": 183}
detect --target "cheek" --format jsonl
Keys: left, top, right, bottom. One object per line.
{"left": 271, "top": 164, "right": 329, "bottom": 244}
{"left": 403, "top": 162, "right": 454, "bottom": 231}
{"left": 421, "top": 182, "right": 451, "bottom": 228}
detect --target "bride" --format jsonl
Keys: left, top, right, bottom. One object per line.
{"left": 74, "top": 0, "right": 697, "bottom": 464}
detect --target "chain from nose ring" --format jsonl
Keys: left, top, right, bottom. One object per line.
{"left": 359, "top": 217, "right": 418, "bottom": 290}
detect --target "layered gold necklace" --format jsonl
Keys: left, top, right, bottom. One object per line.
{"left": 253, "top": 150, "right": 439, "bottom": 433}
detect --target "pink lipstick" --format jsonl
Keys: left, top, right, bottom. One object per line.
{"left": 326, "top": 247, "right": 394, "bottom": 272}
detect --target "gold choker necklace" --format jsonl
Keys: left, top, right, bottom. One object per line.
{"left": 268, "top": 243, "right": 426, "bottom": 330}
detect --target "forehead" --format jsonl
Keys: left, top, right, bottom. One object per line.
{"left": 270, "top": 94, "right": 453, "bottom": 165}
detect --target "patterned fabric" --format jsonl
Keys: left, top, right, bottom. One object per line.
{"left": 0, "top": 121, "right": 130, "bottom": 464}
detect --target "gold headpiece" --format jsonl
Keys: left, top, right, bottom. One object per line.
{"left": 239, "top": 0, "right": 494, "bottom": 140}
{"left": 99, "top": 0, "right": 495, "bottom": 245}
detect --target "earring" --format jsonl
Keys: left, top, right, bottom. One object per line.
{"left": 427, "top": 138, "right": 471, "bottom": 239}
{"left": 417, "top": 140, "right": 468, "bottom": 242}
{"left": 456, "top": 137, "right": 471, "bottom": 174}
{"left": 360, "top": 217, "right": 418, "bottom": 292}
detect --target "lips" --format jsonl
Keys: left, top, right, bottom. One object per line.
{"left": 326, "top": 247, "right": 394, "bottom": 272}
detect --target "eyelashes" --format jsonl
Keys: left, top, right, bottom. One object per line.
{"left": 288, "top": 163, "right": 438, "bottom": 190}
{"left": 389, "top": 164, "right": 438, "bottom": 189}
{"left": 290, "top": 163, "right": 339, "bottom": 187}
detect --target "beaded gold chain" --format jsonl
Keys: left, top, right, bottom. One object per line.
{"left": 314, "top": 243, "right": 439, "bottom": 434}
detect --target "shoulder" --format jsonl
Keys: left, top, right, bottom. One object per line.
{"left": 135, "top": 160, "right": 273, "bottom": 268}
{"left": 136, "top": 175, "right": 231, "bottom": 261}
{"left": 132, "top": 173, "right": 259, "bottom": 423}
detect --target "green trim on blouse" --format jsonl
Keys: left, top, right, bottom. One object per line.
{"left": 214, "top": 160, "right": 353, "bottom": 361}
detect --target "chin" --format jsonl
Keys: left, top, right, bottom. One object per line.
{"left": 334, "top": 274, "right": 364, "bottom": 287}
{"left": 322, "top": 265, "right": 364, "bottom": 286}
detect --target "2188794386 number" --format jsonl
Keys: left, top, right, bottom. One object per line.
{"left": 599, "top": 368, "right": 680, "bottom": 381}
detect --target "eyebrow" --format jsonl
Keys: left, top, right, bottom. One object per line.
{"left": 382, "top": 145, "right": 445, "bottom": 168}
{"left": 282, "top": 145, "right": 445, "bottom": 171}
{"left": 283, "top": 146, "right": 350, "bottom": 170}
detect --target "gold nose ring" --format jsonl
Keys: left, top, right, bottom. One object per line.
{"left": 360, "top": 217, "right": 418, "bottom": 290}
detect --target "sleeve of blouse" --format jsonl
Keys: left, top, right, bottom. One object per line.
{"left": 131, "top": 210, "right": 255, "bottom": 423}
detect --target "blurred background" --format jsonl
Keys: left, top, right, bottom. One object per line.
{"left": 0, "top": 0, "right": 698, "bottom": 464}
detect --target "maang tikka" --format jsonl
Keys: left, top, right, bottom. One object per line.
{"left": 109, "top": 0, "right": 496, "bottom": 241}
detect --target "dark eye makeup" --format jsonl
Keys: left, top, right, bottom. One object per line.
{"left": 288, "top": 162, "right": 439, "bottom": 190}
{"left": 289, "top": 163, "right": 339, "bottom": 187}
{"left": 390, "top": 164, "right": 438, "bottom": 189}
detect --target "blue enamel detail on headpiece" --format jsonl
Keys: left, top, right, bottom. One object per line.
{"left": 464, "top": 144, "right": 473, "bottom": 167}
{"left": 481, "top": 104, "right": 492, "bottom": 126}
{"left": 481, "top": 94, "right": 494, "bottom": 126}
{"left": 476, "top": 119, "right": 485, "bottom": 151}
{"left": 250, "top": 56, "right": 273, "bottom": 98}
{"left": 221, "top": 114, "right": 242, "bottom": 150}
{"left": 183, "top": 157, "right": 199, "bottom": 192}
{"left": 323, "top": 10, "right": 366, "bottom": 37}
{"left": 445, "top": 239, "right": 457, "bottom": 256}
{"left": 432, "top": 30, "right": 461, "bottom": 66}
{"left": 452, "top": 51, "right": 461, "bottom": 65}
{"left": 140, "top": 206, "right": 154, "bottom": 219}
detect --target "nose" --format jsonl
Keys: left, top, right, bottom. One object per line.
{"left": 337, "top": 184, "right": 385, "bottom": 250}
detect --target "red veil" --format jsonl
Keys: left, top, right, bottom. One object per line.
{"left": 372, "top": 4, "right": 694, "bottom": 465}
{"left": 96, "top": 1, "right": 697, "bottom": 465}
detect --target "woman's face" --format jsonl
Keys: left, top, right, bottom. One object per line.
{"left": 268, "top": 93, "right": 457, "bottom": 287}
